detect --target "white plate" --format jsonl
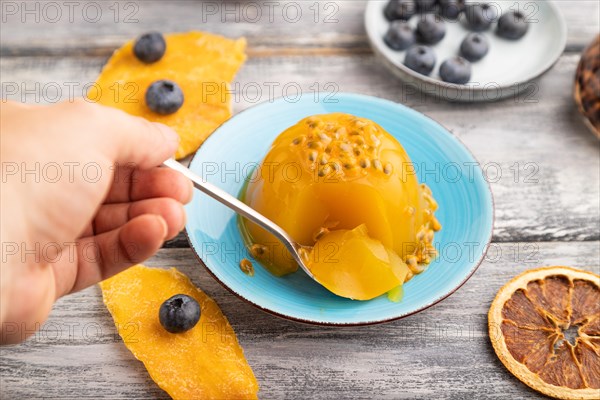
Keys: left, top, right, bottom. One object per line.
{"left": 365, "top": 0, "right": 567, "bottom": 102}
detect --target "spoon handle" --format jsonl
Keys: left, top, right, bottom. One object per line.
{"left": 162, "top": 159, "right": 306, "bottom": 266}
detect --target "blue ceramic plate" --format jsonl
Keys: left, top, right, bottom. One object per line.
{"left": 185, "top": 93, "right": 494, "bottom": 325}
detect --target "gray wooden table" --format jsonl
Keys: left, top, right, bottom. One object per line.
{"left": 1, "top": 1, "right": 599, "bottom": 398}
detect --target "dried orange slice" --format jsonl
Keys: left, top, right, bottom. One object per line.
{"left": 94, "top": 32, "right": 246, "bottom": 159}
{"left": 100, "top": 265, "right": 258, "bottom": 400}
{"left": 489, "top": 266, "right": 600, "bottom": 399}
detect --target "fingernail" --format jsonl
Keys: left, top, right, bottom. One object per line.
{"left": 155, "top": 215, "right": 169, "bottom": 240}
{"left": 155, "top": 123, "right": 179, "bottom": 144}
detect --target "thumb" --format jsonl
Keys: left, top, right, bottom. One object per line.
{"left": 82, "top": 102, "right": 180, "bottom": 168}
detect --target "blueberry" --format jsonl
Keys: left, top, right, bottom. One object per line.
{"left": 439, "top": 56, "right": 472, "bottom": 84}
{"left": 416, "top": 14, "right": 446, "bottom": 45}
{"left": 404, "top": 45, "right": 436, "bottom": 76}
{"left": 145, "top": 80, "right": 184, "bottom": 115}
{"left": 133, "top": 32, "right": 166, "bottom": 64}
{"left": 415, "top": 0, "right": 437, "bottom": 12}
{"left": 159, "top": 294, "right": 201, "bottom": 334}
{"left": 384, "top": 21, "right": 416, "bottom": 51}
{"left": 384, "top": 0, "right": 416, "bottom": 21}
{"left": 464, "top": 3, "right": 499, "bottom": 31}
{"left": 460, "top": 33, "right": 489, "bottom": 61}
{"left": 438, "top": 0, "right": 464, "bottom": 19}
{"left": 496, "top": 11, "right": 529, "bottom": 40}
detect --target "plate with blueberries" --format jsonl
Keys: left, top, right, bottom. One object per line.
{"left": 365, "top": 0, "right": 567, "bottom": 101}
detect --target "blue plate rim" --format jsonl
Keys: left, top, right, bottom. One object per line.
{"left": 185, "top": 92, "right": 495, "bottom": 326}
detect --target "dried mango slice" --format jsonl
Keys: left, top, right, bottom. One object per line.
{"left": 100, "top": 265, "right": 258, "bottom": 400}
{"left": 489, "top": 266, "right": 600, "bottom": 399}
{"left": 94, "top": 32, "right": 246, "bottom": 159}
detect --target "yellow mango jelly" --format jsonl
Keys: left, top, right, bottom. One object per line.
{"left": 239, "top": 113, "right": 441, "bottom": 297}
{"left": 307, "top": 225, "right": 409, "bottom": 300}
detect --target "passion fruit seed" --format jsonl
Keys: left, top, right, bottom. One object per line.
{"left": 408, "top": 258, "right": 427, "bottom": 274}
{"left": 370, "top": 134, "right": 381, "bottom": 147}
{"left": 425, "top": 245, "right": 437, "bottom": 257}
{"left": 424, "top": 193, "right": 439, "bottom": 211}
{"left": 335, "top": 127, "right": 347, "bottom": 136}
{"left": 339, "top": 143, "right": 353, "bottom": 153}
{"left": 360, "top": 159, "right": 371, "bottom": 168}
{"left": 406, "top": 255, "right": 418, "bottom": 267}
{"left": 312, "top": 227, "right": 330, "bottom": 242}
{"left": 250, "top": 244, "right": 266, "bottom": 258}
{"left": 425, "top": 230, "right": 434, "bottom": 243}
{"left": 239, "top": 259, "right": 255, "bottom": 276}
{"left": 306, "top": 117, "right": 321, "bottom": 129}
{"left": 319, "top": 155, "right": 329, "bottom": 165}
{"left": 308, "top": 151, "right": 318, "bottom": 162}
{"left": 318, "top": 133, "right": 332, "bottom": 143}
{"left": 384, "top": 163, "right": 393, "bottom": 175}
{"left": 372, "top": 159, "right": 383, "bottom": 171}
{"left": 318, "top": 165, "right": 332, "bottom": 177}
{"left": 292, "top": 136, "right": 305, "bottom": 145}
{"left": 308, "top": 141, "right": 322, "bottom": 150}
{"left": 429, "top": 198, "right": 439, "bottom": 211}
{"left": 406, "top": 255, "right": 426, "bottom": 274}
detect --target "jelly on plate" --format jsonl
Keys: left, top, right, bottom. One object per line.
{"left": 239, "top": 113, "right": 441, "bottom": 300}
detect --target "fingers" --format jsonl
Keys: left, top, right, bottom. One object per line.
{"left": 104, "top": 166, "right": 193, "bottom": 204}
{"left": 93, "top": 197, "right": 186, "bottom": 239}
{"left": 66, "top": 214, "right": 168, "bottom": 295}
{"left": 5, "top": 100, "right": 180, "bottom": 169}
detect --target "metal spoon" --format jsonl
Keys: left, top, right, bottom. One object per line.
{"left": 163, "top": 158, "right": 315, "bottom": 280}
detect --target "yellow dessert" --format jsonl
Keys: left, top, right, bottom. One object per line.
{"left": 94, "top": 31, "right": 246, "bottom": 159}
{"left": 100, "top": 265, "right": 259, "bottom": 400}
{"left": 307, "top": 225, "right": 409, "bottom": 300}
{"left": 240, "top": 113, "right": 441, "bottom": 300}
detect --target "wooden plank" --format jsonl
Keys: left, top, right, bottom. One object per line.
{"left": 0, "top": 1, "right": 597, "bottom": 56}
{"left": 1, "top": 245, "right": 598, "bottom": 399}
{"left": 3, "top": 52, "right": 596, "bottom": 243}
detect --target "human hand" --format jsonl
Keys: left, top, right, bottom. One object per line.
{"left": 0, "top": 100, "right": 193, "bottom": 344}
